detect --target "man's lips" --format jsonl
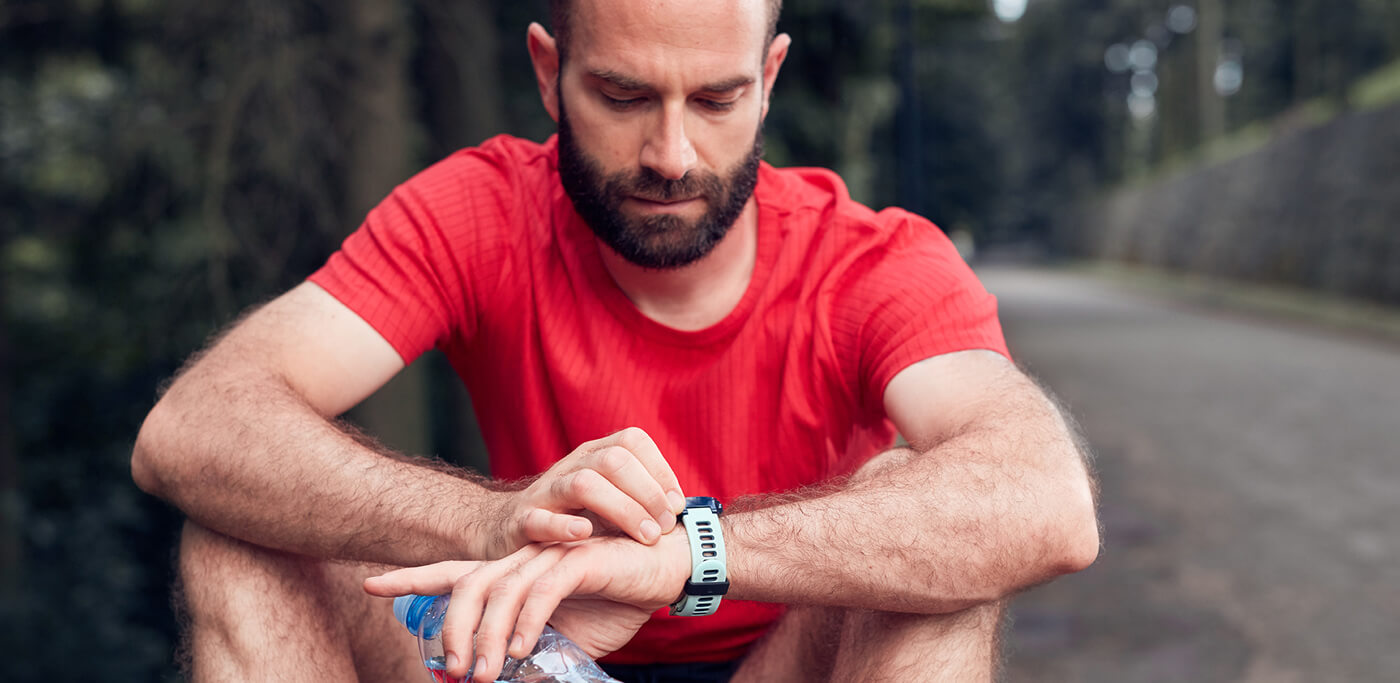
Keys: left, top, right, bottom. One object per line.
{"left": 630, "top": 195, "right": 701, "bottom": 205}
{"left": 626, "top": 195, "right": 704, "bottom": 212}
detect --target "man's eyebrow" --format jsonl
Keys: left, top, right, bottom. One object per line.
{"left": 698, "top": 75, "right": 756, "bottom": 94}
{"left": 585, "top": 69, "right": 755, "bottom": 95}
{"left": 587, "top": 69, "right": 652, "bottom": 92}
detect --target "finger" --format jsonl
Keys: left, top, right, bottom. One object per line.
{"left": 439, "top": 547, "right": 544, "bottom": 680}
{"left": 610, "top": 427, "right": 686, "bottom": 513}
{"left": 577, "top": 429, "right": 683, "bottom": 507}
{"left": 511, "top": 559, "right": 588, "bottom": 658}
{"left": 553, "top": 467, "right": 661, "bottom": 545}
{"left": 440, "top": 570, "right": 489, "bottom": 680}
{"left": 362, "top": 561, "right": 480, "bottom": 597}
{"left": 473, "top": 546, "right": 567, "bottom": 682}
{"left": 584, "top": 443, "right": 680, "bottom": 532}
{"left": 519, "top": 507, "right": 593, "bottom": 544}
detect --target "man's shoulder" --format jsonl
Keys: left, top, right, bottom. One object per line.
{"left": 757, "top": 164, "right": 855, "bottom": 217}
{"left": 757, "top": 164, "right": 932, "bottom": 241}
{"left": 456, "top": 133, "right": 558, "bottom": 173}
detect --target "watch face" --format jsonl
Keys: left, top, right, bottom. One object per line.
{"left": 684, "top": 496, "right": 723, "bottom": 515}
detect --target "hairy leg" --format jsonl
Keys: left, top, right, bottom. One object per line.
{"left": 732, "top": 446, "right": 1009, "bottom": 682}
{"left": 727, "top": 605, "right": 844, "bottom": 681}
{"left": 833, "top": 603, "right": 1005, "bottom": 681}
{"left": 176, "top": 521, "right": 421, "bottom": 682}
{"left": 733, "top": 601, "right": 1005, "bottom": 682}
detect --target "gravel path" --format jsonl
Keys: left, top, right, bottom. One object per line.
{"left": 983, "top": 266, "right": 1400, "bottom": 682}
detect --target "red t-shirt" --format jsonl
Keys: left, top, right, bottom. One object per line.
{"left": 309, "top": 134, "right": 1008, "bottom": 664}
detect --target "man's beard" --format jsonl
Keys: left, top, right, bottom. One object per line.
{"left": 557, "top": 103, "right": 763, "bottom": 270}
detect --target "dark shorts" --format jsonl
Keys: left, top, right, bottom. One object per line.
{"left": 603, "top": 658, "right": 743, "bottom": 683}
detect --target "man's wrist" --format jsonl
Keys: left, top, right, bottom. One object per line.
{"left": 669, "top": 497, "right": 729, "bottom": 616}
{"left": 662, "top": 528, "right": 693, "bottom": 604}
{"left": 463, "top": 489, "right": 516, "bottom": 560}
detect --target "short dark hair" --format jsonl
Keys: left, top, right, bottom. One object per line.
{"left": 549, "top": 0, "right": 783, "bottom": 61}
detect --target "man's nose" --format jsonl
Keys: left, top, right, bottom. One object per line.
{"left": 639, "top": 103, "right": 697, "bottom": 180}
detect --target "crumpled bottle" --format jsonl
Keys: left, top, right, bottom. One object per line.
{"left": 393, "top": 593, "right": 621, "bottom": 683}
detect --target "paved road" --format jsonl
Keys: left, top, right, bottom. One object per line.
{"left": 982, "top": 266, "right": 1400, "bottom": 682}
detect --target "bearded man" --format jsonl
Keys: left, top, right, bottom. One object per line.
{"left": 132, "top": 1, "right": 1100, "bottom": 681}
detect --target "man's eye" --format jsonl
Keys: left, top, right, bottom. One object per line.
{"left": 700, "top": 99, "right": 737, "bottom": 112}
{"left": 605, "top": 95, "right": 644, "bottom": 110}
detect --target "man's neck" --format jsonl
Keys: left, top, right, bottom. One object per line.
{"left": 596, "top": 200, "right": 759, "bottom": 332}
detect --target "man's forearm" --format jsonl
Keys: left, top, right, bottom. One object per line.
{"left": 133, "top": 366, "right": 509, "bottom": 566}
{"left": 724, "top": 409, "right": 1099, "bottom": 613}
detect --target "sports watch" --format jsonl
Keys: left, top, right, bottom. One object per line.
{"left": 669, "top": 496, "right": 729, "bottom": 617}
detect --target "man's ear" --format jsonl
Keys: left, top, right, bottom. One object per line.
{"left": 527, "top": 22, "right": 561, "bottom": 123}
{"left": 760, "top": 33, "right": 791, "bottom": 121}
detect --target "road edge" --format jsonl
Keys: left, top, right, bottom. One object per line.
{"left": 1062, "top": 261, "right": 1400, "bottom": 345}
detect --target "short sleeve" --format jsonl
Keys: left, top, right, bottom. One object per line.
{"left": 308, "top": 143, "right": 520, "bottom": 364}
{"left": 832, "top": 209, "right": 1010, "bottom": 417}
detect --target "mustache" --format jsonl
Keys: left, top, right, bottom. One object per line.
{"left": 613, "top": 167, "right": 724, "bottom": 203}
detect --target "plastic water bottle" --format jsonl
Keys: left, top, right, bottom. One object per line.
{"left": 393, "top": 594, "right": 621, "bottom": 683}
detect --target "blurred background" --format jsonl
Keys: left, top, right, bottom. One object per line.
{"left": 2, "top": 0, "right": 1398, "bottom": 680}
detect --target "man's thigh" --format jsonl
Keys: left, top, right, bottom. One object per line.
{"left": 176, "top": 521, "right": 422, "bottom": 681}
{"left": 732, "top": 601, "right": 1006, "bottom": 682}
{"left": 729, "top": 606, "right": 844, "bottom": 682}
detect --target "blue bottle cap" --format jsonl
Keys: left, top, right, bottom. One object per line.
{"left": 393, "top": 594, "right": 438, "bottom": 636}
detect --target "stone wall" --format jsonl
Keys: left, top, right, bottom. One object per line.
{"left": 1064, "top": 101, "right": 1400, "bottom": 305}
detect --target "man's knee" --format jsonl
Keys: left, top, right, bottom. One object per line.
{"left": 175, "top": 522, "right": 413, "bottom": 680}
{"left": 733, "top": 605, "right": 847, "bottom": 681}
{"left": 178, "top": 521, "right": 341, "bottom": 620}
{"left": 831, "top": 602, "right": 1007, "bottom": 682}
{"left": 173, "top": 523, "right": 420, "bottom": 677}
{"left": 739, "top": 601, "right": 1006, "bottom": 682}
{"left": 177, "top": 523, "right": 336, "bottom": 656}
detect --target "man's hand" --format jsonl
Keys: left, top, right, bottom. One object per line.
{"left": 484, "top": 427, "right": 688, "bottom": 559}
{"left": 365, "top": 532, "right": 691, "bottom": 683}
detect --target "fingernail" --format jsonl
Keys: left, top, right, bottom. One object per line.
{"left": 476, "top": 656, "right": 488, "bottom": 676}
{"left": 667, "top": 490, "right": 686, "bottom": 513}
{"left": 568, "top": 519, "right": 590, "bottom": 538}
{"left": 511, "top": 633, "right": 524, "bottom": 655}
{"left": 446, "top": 652, "right": 459, "bottom": 671}
{"left": 640, "top": 519, "right": 661, "bottom": 542}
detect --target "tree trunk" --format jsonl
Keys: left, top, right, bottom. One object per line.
{"left": 417, "top": 0, "right": 506, "bottom": 154}
{"left": 338, "top": 0, "right": 432, "bottom": 458}
{"left": 0, "top": 249, "right": 19, "bottom": 598}
{"left": 1197, "top": 0, "right": 1225, "bottom": 141}
{"left": 415, "top": 0, "right": 506, "bottom": 471}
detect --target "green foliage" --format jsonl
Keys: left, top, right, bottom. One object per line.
{"left": 1351, "top": 58, "right": 1400, "bottom": 110}
{"left": 0, "top": 1, "right": 441, "bottom": 678}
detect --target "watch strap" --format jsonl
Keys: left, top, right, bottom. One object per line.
{"left": 669, "top": 499, "right": 728, "bottom": 617}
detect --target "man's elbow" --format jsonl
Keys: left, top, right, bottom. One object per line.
{"left": 131, "top": 398, "right": 175, "bottom": 498}
{"left": 1055, "top": 519, "right": 1101, "bottom": 576}
{"left": 1049, "top": 478, "right": 1101, "bottom": 575}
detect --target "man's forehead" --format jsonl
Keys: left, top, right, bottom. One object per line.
{"left": 569, "top": 0, "right": 769, "bottom": 64}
